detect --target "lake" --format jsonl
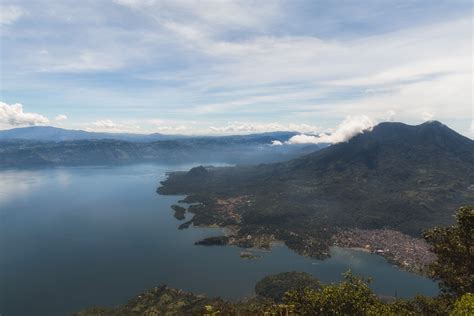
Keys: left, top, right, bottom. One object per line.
{"left": 0, "top": 164, "right": 438, "bottom": 315}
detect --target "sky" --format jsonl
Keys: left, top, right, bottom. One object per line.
{"left": 0, "top": 0, "right": 473, "bottom": 137}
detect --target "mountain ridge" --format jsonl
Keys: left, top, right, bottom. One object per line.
{"left": 283, "top": 120, "right": 473, "bottom": 174}
{"left": 0, "top": 130, "right": 319, "bottom": 168}
{"left": 0, "top": 125, "right": 304, "bottom": 142}
{"left": 158, "top": 120, "right": 474, "bottom": 261}
{"left": 0, "top": 126, "right": 186, "bottom": 142}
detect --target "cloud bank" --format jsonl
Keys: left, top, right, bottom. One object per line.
{"left": 86, "top": 119, "right": 143, "bottom": 133}
{"left": 209, "top": 122, "right": 320, "bottom": 134}
{"left": 0, "top": 102, "right": 49, "bottom": 128}
{"left": 421, "top": 111, "right": 435, "bottom": 122}
{"left": 55, "top": 114, "right": 68, "bottom": 121}
{"left": 287, "top": 115, "right": 374, "bottom": 145}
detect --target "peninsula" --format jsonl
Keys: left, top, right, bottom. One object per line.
{"left": 158, "top": 121, "right": 474, "bottom": 273}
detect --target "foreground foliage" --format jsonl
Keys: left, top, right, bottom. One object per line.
{"left": 75, "top": 274, "right": 454, "bottom": 316}
{"left": 450, "top": 293, "right": 474, "bottom": 315}
{"left": 255, "top": 272, "right": 321, "bottom": 302}
{"left": 423, "top": 206, "right": 474, "bottom": 297}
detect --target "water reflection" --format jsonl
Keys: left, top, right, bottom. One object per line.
{"left": 0, "top": 170, "right": 44, "bottom": 206}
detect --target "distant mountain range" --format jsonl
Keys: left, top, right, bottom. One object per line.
{"left": 158, "top": 121, "right": 474, "bottom": 257}
{"left": 0, "top": 127, "right": 321, "bottom": 167}
{"left": 0, "top": 126, "right": 186, "bottom": 142}
{"left": 0, "top": 126, "right": 307, "bottom": 143}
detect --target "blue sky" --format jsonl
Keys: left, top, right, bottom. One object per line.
{"left": 0, "top": 0, "right": 472, "bottom": 136}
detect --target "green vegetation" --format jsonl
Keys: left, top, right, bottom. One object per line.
{"left": 450, "top": 293, "right": 474, "bottom": 315}
{"left": 74, "top": 285, "right": 234, "bottom": 316}
{"left": 74, "top": 122, "right": 474, "bottom": 315}
{"left": 73, "top": 273, "right": 455, "bottom": 316}
{"left": 283, "top": 272, "right": 386, "bottom": 315}
{"left": 77, "top": 206, "right": 474, "bottom": 315}
{"left": 423, "top": 206, "right": 474, "bottom": 297}
{"left": 255, "top": 272, "right": 320, "bottom": 302}
{"left": 159, "top": 122, "right": 474, "bottom": 259}
{"left": 280, "top": 272, "right": 454, "bottom": 315}
{"left": 171, "top": 204, "right": 187, "bottom": 220}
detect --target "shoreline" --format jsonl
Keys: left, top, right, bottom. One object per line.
{"left": 170, "top": 194, "right": 435, "bottom": 276}
{"left": 331, "top": 228, "right": 436, "bottom": 274}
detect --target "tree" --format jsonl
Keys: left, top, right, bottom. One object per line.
{"left": 423, "top": 206, "right": 474, "bottom": 296}
{"left": 255, "top": 272, "right": 320, "bottom": 302}
{"left": 450, "top": 293, "right": 474, "bottom": 315}
{"left": 283, "top": 271, "right": 383, "bottom": 315}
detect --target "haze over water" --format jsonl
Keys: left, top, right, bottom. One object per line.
{"left": 0, "top": 164, "right": 438, "bottom": 316}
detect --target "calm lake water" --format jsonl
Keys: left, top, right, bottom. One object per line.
{"left": 0, "top": 164, "right": 438, "bottom": 315}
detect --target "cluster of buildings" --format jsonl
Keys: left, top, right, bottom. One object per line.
{"left": 332, "top": 228, "right": 436, "bottom": 273}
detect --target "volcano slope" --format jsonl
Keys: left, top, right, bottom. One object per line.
{"left": 158, "top": 121, "right": 474, "bottom": 264}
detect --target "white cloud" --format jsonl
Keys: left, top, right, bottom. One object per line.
{"left": 421, "top": 111, "right": 435, "bottom": 122}
{"left": 0, "top": 5, "right": 24, "bottom": 25}
{"left": 320, "top": 72, "right": 471, "bottom": 131}
{"left": 470, "top": 121, "right": 474, "bottom": 137}
{"left": 169, "top": 17, "right": 470, "bottom": 95}
{"left": 287, "top": 115, "right": 374, "bottom": 144}
{"left": 55, "top": 114, "right": 68, "bottom": 121}
{"left": 1, "top": 2, "right": 472, "bottom": 137}
{"left": 39, "top": 51, "right": 126, "bottom": 73}
{"left": 154, "top": 125, "right": 188, "bottom": 133}
{"left": 86, "top": 119, "right": 142, "bottom": 133}
{"left": 0, "top": 102, "right": 49, "bottom": 129}
{"left": 286, "top": 134, "right": 320, "bottom": 144}
{"left": 208, "top": 122, "right": 320, "bottom": 134}
{"left": 115, "top": 0, "right": 278, "bottom": 30}
{"left": 148, "top": 118, "right": 193, "bottom": 134}
{"left": 127, "top": 120, "right": 322, "bottom": 135}
{"left": 386, "top": 110, "right": 396, "bottom": 122}
{"left": 271, "top": 140, "right": 283, "bottom": 146}
{"left": 114, "top": 0, "right": 156, "bottom": 7}
{"left": 94, "top": 119, "right": 116, "bottom": 129}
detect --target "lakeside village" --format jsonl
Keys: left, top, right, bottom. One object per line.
{"left": 331, "top": 228, "right": 436, "bottom": 273}
{"left": 173, "top": 196, "right": 436, "bottom": 273}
